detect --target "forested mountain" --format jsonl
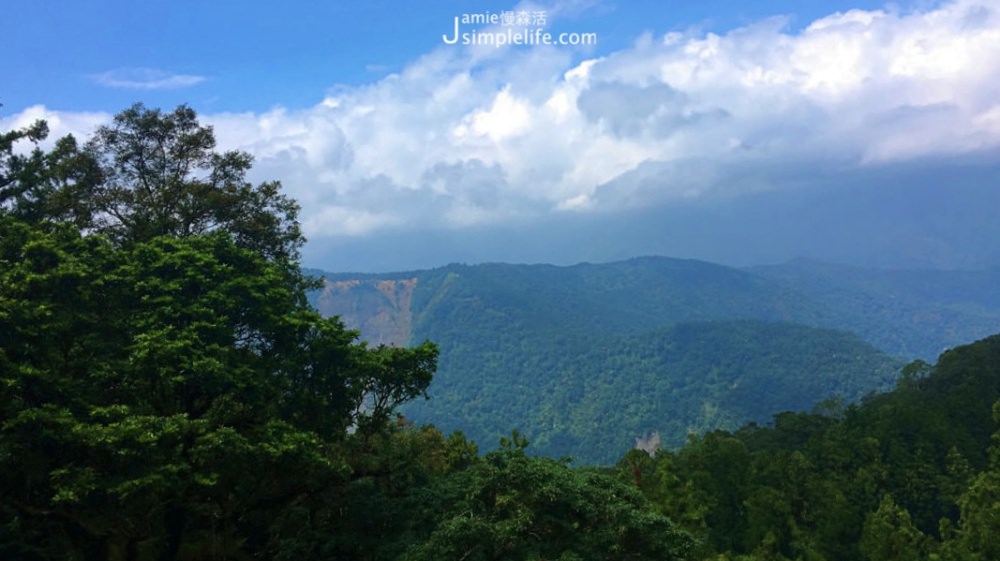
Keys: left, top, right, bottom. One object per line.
{"left": 404, "top": 320, "right": 900, "bottom": 464}
{"left": 309, "top": 257, "right": 1000, "bottom": 360}
{"left": 307, "top": 256, "right": 817, "bottom": 345}
{"left": 625, "top": 332, "right": 1000, "bottom": 560}
{"left": 307, "top": 257, "right": 1000, "bottom": 462}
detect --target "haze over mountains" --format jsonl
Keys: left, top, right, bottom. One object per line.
{"left": 308, "top": 255, "right": 1000, "bottom": 463}
{"left": 304, "top": 156, "right": 1000, "bottom": 273}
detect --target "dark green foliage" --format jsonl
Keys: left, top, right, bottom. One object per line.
{"left": 401, "top": 433, "right": 693, "bottom": 561}
{"left": 86, "top": 104, "right": 304, "bottom": 262}
{"left": 0, "top": 217, "right": 441, "bottom": 559}
{"left": 0, "top": 107, "right": 442, "bottom": 560}
{"left": 1, "top": 104, "right": 304, "bottom": 264}
{"left": 0, "top": 119, "right": 101, "bottom": 227}
{"left": 405, "top": 319, "right": 900, "bottom": 464}
{"left": 860, "top": 495, "right": 930, "bottom": 561}
{"left": 618, "top": 334, "right": 1000, "bottom": 561}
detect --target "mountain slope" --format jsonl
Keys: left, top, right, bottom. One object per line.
{"left": 407, "top": 257, "right": 817, "bottom": 344}
{"left": 402, "top": 320, "right": 901, "bottom": 464}
{"left": 749, "top": 259, "right": 1000, "bottom": 359}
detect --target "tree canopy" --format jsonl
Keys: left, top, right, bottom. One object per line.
{"left": 0, "top": 105, "right": 440, "bottom": 559}
{"left": 616, "top": 334, "right": 1000, "bottom": 561}
{"left": 1, "top": 104, "right": 302, "bottom": 262}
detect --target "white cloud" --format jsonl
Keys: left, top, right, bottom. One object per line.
{"left": 0, "top": 105, "right": 109, "bottom": 152}
{"left": 456, "top": 86, "right": 533, "bottom": 141}
{"left": 92, "top": 68, "right": 206, "bottom": 89}
{"left": 8, "top": 0, "right": 1000, "bottom": 243}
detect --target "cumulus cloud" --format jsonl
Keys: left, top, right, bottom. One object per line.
{"left": 0, "top": 105, "right": 109, "bottom": 151}
{"left": 8, "top": 0, "right": 1000, "bottom": 242}
{"left": 92, "top": 68, "right": 207, "bottom": 89}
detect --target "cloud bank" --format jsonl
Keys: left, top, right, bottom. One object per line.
{"left": 5, "top": 0, "right": 1000, "bottom": 250}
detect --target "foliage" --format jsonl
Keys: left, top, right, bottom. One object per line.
{"left": 0, "top": 216, "right": 440, "bottom": 559}
{"left": 750, "top": 259, "right": 1000, "bottom": 360}
{"left": 312, "top": 257, "right": 1000, "bottom": 464}
{"left": 0, "top": 106, "right": 442, "bottom": 560}
{"left": 404, "top": 318, "right": 901, "bottom": 464}
{"left": 615, "top": 333, "right": 1000, "bottom": 561}
{"left": 1, "top": 103, "right": 303, "bottom": 263}
{"left": 859, "top": 495, "right": 929, "bottom": 561}
{"left": 401, "top": 433, "right": 693, "bottom": 561}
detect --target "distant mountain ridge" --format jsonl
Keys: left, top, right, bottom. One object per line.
{"left": 310, "top": 256, "right": 813, "bottom": 343}
{"left": 749, "top": 258, "right": 1000, "bottom": 358}
{"left": 308, "top": 257, "right": 1000, "bottom": 359}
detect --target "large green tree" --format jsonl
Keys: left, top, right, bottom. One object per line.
{"left": 1, "top": 104, "right": 302, "bottom": 263}
{"left": 859, "top": 494, "right": 929, "bottom": 561}
{"left": 401, "top": 433, "right": 693, "bottom": 561}
{"left": 0, "top": 104, "right": 441, "bottom": 560}
{"left": 939, "top": 401, "right": 1000, "bottom": 561}
{"left": 0, "top": 217, "right": 438, "bottom": 559}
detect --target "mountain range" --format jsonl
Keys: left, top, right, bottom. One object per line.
{"left": 306, "top": 256, "right": 1000, "bottom": 463}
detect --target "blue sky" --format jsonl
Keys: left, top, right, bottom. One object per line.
{"left": 4, "top": 0, "right": 1000, "bottom": 271}
{"left": 6, "top": 0, "right": 895, "bottom": 112}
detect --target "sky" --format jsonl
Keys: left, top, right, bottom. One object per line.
{"left": 3, "top": 0, "right": 1000, "bottom": 271}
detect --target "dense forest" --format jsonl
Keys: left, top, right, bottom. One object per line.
{"left": 3, "top": 105, "right": 1000, "bottom": 561}
{"left": 310, "top": 257, "right": 1000, "bottom": 462}
{"left": 620, "top": 333, "right": 1000, "bottom": 561}
{"left": 403, "top": 320, "right": 902, "bottom": 464}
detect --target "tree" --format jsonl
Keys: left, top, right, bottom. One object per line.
{"left": 86, "top": 104, "right": 303, "bottom": 261}
{"left": 859, "top": 494, "right": 929, "bottom": 561}
{"left": 0, "top": 104, "right": 449, "bottom": 559}
{"left": 0, "top": 215, "right": 437, "bottom": 559}
{"left": 0, "top": 116, "right": 48, "bottom": 200}
{"left": 2, "top": 104, "right": 303, "bottom": 263}
{"left": 939, "top": 401, "right": 1000, "bottom": 561}
{"left": 0, "top": 115, "right": 101, "bottom": 228}
{"left": 401, "top": 434, "right": 693, "bottom": 561}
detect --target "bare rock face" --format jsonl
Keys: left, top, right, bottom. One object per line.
{"left": 313, "top": 277, "right": 417, "bottom": 346}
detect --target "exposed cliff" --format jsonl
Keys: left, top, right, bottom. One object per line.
{"left": 313, "top": 277, "right": 417, "bottom": 346}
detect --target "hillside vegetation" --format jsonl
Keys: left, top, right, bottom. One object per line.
{"left": 751, "top": 258, "right": 1000, "bottom": 358}
{"left": 309, "top": 257, "right": 1000, "bottom": 461}
{"left": 405, "top": 320, "right": 900, "bottom": 464}
{"left": 625, "top": 332, "right": 1000, "bottom": 561}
